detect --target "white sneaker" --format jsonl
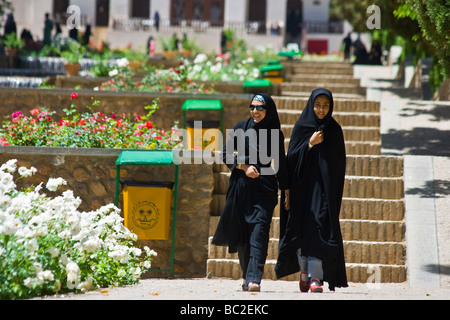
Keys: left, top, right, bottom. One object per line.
{"left": 248, "top": 282, "right": 261, "bottom": 292}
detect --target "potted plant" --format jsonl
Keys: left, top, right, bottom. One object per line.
{"left": 59, "top": 41, "right": 85, "bottom": 76}
{"left": 122, "top": 49, "right": 147, "bottom": 71}
{"left": 181, "top": 36, "right": 198, "bottom": 58}
{"left": 3, "top": 32, "right": 24, "bottom": 57}
{"left": 160, "top": 36, "right": 178, "bottom": 60}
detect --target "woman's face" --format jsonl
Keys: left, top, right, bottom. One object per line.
{"left": 313, "top": 95, "right": 330, "bottom": 120}
{"left": 249, "top": 100, "right": 267, "bottom": 124}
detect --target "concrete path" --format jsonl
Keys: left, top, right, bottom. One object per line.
{"left": 356, "top": 64, "right": 450, "bottom": 290}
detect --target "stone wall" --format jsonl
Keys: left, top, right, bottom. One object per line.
{"left": 0, "top": 146, "right": 215, "bottom": 279}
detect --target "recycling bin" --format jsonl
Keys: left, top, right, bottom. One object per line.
{"left": 243, "top": 79, "right": 272, "bottom": 95}
{"left": 122, "top": 181, "right": 174, "bottom": 240}
{"left": 182, "top": 99, "right": 223, "bottom": 151}
{"left": 260, "top": 63, "right": 284, "bottom": 83}
{"left": 185, "top": 120, "right": 221, "bottom": 150}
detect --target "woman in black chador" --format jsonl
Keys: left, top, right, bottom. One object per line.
{"left": 212, "top": 93, "right": 289, "bottom": 292}
{"left": 275, "top": 88, "right": 348, "bottom": 293}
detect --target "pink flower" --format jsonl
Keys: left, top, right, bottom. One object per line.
{"left": 70, "top": 92, "right": 78, "bottom": 99}
{"left": 30, "top": 108, "right": 41, "bottom": 116}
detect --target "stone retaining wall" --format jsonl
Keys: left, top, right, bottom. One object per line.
{"left": 0, "top": 146, "right": 214, "bottom": 279}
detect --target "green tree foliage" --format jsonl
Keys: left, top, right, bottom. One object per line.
{"left": 330, "top": 0, "right": 449, "bottom": 80}
{"left": 404, "top": 0, "right": 450, "bottom": 78}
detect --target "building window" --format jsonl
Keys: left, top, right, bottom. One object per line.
{"left": 53, "top": 0, "right": 70, "bottom": 24}
{"left": 248, "top": 0, "right": 266, "bottom": 34}
{"left": 132, "top": 0, "right": 150, "bottom": 18}
{"left": 170, "top": 0, "right": 224, "bottom": 26}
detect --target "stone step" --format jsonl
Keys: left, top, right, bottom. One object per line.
{"left": 288, "top": 66, "right": 354, "bottom": 76}
{"left": 281, "top": 91, "right": 365, "bottom": 100}
{"left": 213, "top": 173, "right": 403, "bottom": 199}
{"left": 285, "top": 75, "right": 361, "bottom": 86}
{"left": 281, "top": 83, "right": 366, "bottom": 95}
{"left": 208, "top": 237, "right": 406, "bottom": 266}
{"left": 277, "top": 110, "right": 380, "bottom": 127}
{"left": 206, "top": 259, "right": 407, "bottom": 283}
{"left": 273, "top": 97, "right": 380, "bottom": 112}
{"left": 211, "top": 195, "right": 405, "bottom": 221}
{"left": 281, "top": 125, "right": 381, "bottom": 142}
{"left": 209, "top": 216, "right": 405, "bottom": 243}
{"left": 283, "top": 140, "right": 381, "bottom": 155}
{"left": 212, "top": 155, "right": 403, "bottom": 177}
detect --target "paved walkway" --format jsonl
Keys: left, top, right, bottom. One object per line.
{"left": 40, "top": 64, "right": 450, "bottom": 302}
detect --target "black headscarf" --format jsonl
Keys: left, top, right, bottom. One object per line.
{"left": 275, "top": 88, "right": 348, "bottom": 291}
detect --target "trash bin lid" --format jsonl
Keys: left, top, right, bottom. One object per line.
{"left": 243, "top": 79, "right": 272, "bottom": 87}
{"left": 116, "top": 150, "right": 174, "bottom": 166}
{"left": 182, "top": 99, "right": 223, "bottom": 111}
{"left": 260, "top": 64, "right": 283, "bottom": 72}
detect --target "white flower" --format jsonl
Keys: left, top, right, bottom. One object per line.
{"left": 18, "top": 166, "right": 37, "bottom": 177}
{"left": 194, "top": 53, "right": 207, "bottom": 64}
{"left": 48, "top": 247, "right": 60, "bottom": 258}
{"left": 109, "top": 69, "right": 119, "bottom": 77}
{"left": 46, "top": 177, "right": 67, "bottom": 192}
{"left": 117, "top": 58, "right": 129, "bottom": 68}
{"left": 0, "top": 159, "right": 17, "bottom": 173}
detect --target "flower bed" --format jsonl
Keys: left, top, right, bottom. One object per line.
{"left": 0, "top": 159, "right": 156, "bottom": 299}
{"left": 0, "top": 93, "right": 181, "bottom": 149}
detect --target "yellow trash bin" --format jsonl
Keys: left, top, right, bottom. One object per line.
{"left": 122, "top": 181, "right": 174, "bottom": 240}
{"left": 185, "top": 120, "right": 221, "bottom": 151}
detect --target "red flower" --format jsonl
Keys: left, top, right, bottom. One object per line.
{"left": 145, "top": 121, "right": 153, "bottom": 129}
{"left": 70, "top": 92, "right": 78, "bottom": 99}
{"left": 30, "top": 108, "right": 41, "bottom": 116}
{"left": 78, "top": 119, "right": 87, "bottom": 126}
{"left": 156, "top": 136, "right": 162, "bottom": 140}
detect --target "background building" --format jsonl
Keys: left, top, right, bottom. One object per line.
{"left": 6, "top": 0, "right": 351, "bottom": 54}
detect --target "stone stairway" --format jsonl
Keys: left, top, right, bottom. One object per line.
{"left": 207, "top": 61, "right": 407, "bottom": 284}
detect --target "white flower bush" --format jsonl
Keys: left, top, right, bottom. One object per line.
{"left": 184, "top": 54, "right": 260, "bottom": 82}
{"left": 0, "top": 159, "right": 156, "bottom": 299}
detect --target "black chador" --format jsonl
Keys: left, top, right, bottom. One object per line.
{"left": 212, "top": 93, "right": 289, "bottom": 286}
{"left": 275, "top": 88, "right": 348, "bottom": 291}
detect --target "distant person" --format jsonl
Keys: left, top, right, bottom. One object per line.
{"left": 342, "top": 32, "right": 352, "bottom": 61}
{"left": 154, "top": 11, "right": 160, "bottom": 31}
{"left": 43, "top": 13, "right": 53, "bottom": 46}
{"left": 3, "top": 13, "right": 17, "bottom": 37}
{"left": 369, "top": 40, "right": 382, "bottom": 65}
{"left": 54, "top": 23, "right": 62, "bottom": 39}
{"left": 69, "top": 27, "right": 79, "bottom": 42}
{"left": 82, "top": 25, "right": 92, "bottom": 46}
{"left": 147, "top": 36, "right": 155, "bottom": 57}
{"left": 220, "top": 31, "right": 226, "bottom": 54}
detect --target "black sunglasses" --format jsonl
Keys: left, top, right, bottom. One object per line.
{"left": 249, "top": 104, "right": 266, "bottom": 111}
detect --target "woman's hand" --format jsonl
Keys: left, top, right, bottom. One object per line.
{"left": 241, "top": 164, "right": 260, "bottom": 179}
{"left": 284, "top": 190, "right": 290, "bottom": 211}
{"left": 310, "top": 130, "right": 324, "bottom": 146}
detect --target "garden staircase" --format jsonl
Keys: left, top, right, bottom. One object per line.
{"left": 207, "top": 61, "right": 407, "bottom": 284}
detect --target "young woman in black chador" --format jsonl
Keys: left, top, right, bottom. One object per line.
{"left": 212, "top": 93, "right": 289, "bottom": 292}
{"left": 275, "top": 88, "right": 348, "bottom": 293}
